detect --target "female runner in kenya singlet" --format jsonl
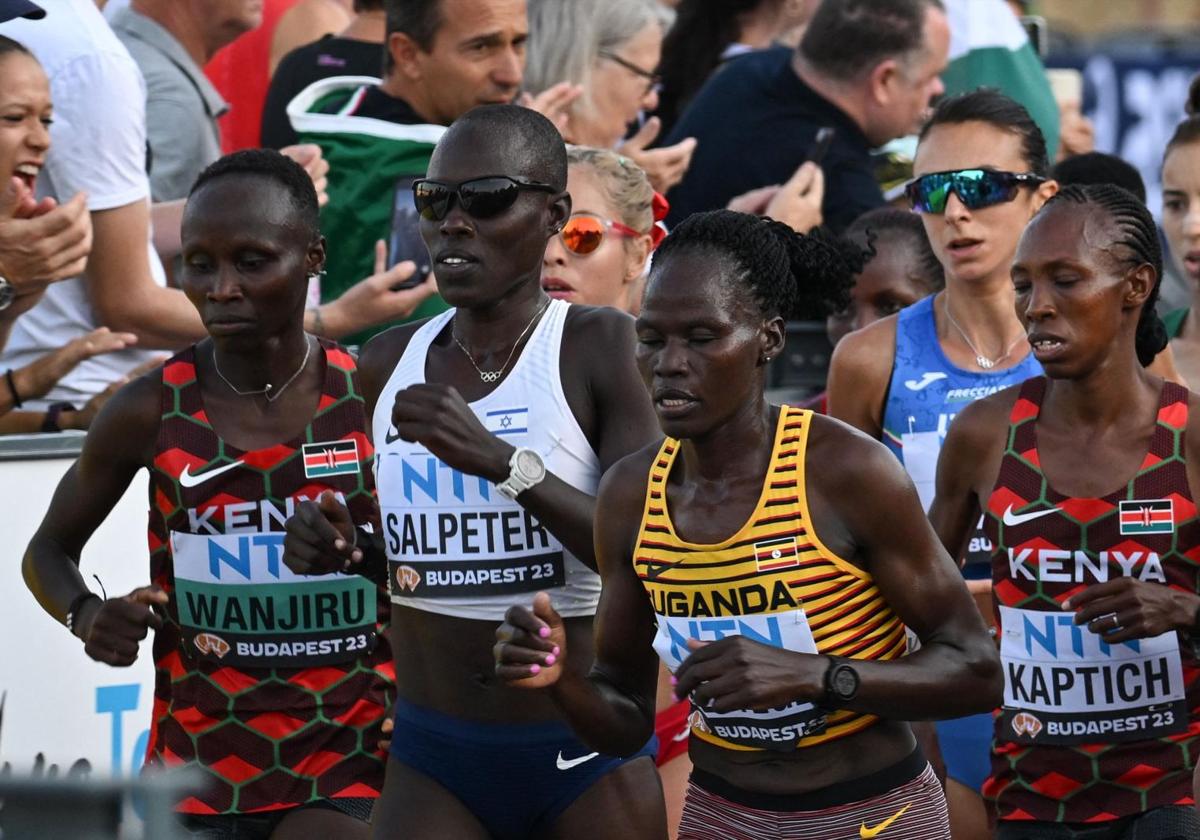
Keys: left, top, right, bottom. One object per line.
{"left": 931, "top": 185, "right": 1200, "bottom": 839}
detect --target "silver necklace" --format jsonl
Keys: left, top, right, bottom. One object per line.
{"left": 452, "top": 301, "right": 549, "bottom": 383}
{"left": 212, "top": 335, "right": 313, "bottom": 402}
{"left": 943, "top": 298, "right": 1024, "bottom": 370}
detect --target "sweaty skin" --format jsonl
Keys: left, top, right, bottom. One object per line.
{"left": 22, "top": 174, "right": 377, "bottom": 838}
{"left": 931, "top": 202, "right": 1200, "bottom": 635}
{"left": 496, "top": 246, "right": 1001, "bottom": 796}
{"left": 282, "top": 118, "right": 665, "bottom": 840}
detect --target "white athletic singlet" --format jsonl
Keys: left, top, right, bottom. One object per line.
{"left": 373, "top": 299, "right": 602, "bottom": 620}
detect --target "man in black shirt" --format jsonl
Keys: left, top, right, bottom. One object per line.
{"left": 261, "top": 0, "right": 386, "bottom": 149}
{"left": 664, "top": 0, "right": 950, "bottom": 232}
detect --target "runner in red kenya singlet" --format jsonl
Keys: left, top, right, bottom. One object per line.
{"left": 23, "top": 150, "right": 391, "bottom": 840}
{"left": 931, "top": 184, "right": 1200, "bottom": 840}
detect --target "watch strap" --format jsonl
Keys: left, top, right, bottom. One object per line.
{"left": 41, "top": 401, "right": 76, "bottom": 433}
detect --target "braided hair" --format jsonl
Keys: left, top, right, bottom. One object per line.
{"left": 1041, "top": 183, "right": 1165, "bottom": 367}
{"left": 651, "top": 210, "right": 862, "bottom": 320}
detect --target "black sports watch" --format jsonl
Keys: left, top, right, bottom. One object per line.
{"left": 822, "top": 658, "right": 860, "bottom": 706}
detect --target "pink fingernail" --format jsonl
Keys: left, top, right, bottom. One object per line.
{"left": 552, "top": 646, "right": 560, "bottom": 656}
{"left": 530, "top": 664, "right": 541, "bottom": 675}
{"left": 539, "top": 627, "right": 550, "bottom": 638}
{"left": 670, "top": 675, "right": 678, "bottom": 685}
{"left": 545, "top": 654, "right": 556, "bottom": 666}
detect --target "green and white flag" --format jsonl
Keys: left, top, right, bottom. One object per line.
{"left": 941, "top": 0, "right": 1060, "bottom": 160}
{"left": 288, "top": 76, "right": 450, "bottom": 345}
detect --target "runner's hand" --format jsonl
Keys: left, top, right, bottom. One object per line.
{"left": 283, "top": 490, "right": 362, "bottom": 575}
{"left": 495, "top": 592, "right": 565, "bottom": 688}
{"left": 390, "top": 383, "right": 513, "bottom": 481}
{"left": 673, "top": 636, "right": 824, "bottom": 713}
{"left": 1065, "top": 578, "right": 1200, "bottom": 644}
{"left": 618, "top": 118, "right": 697, "bottom": 194}
{"left": 79, "top": 585, "right": 168, "bottom": 667}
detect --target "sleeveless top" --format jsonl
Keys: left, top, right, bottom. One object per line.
{"left": 982, "top": 377, "right": 1200, "bottom": 823}
{"left": 145, "top": 341, "right": 393, "bottom": 815}
{"left": 883, "top": 295, "right": 1042, "bottom": 571}
{"left": 373, "top": 299, "right": 602, "bottom": 621}
{"left": 634, "top": 406, "right": 908, "bottom": 752}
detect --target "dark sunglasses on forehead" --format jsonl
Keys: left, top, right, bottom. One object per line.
{"left": 905, "top": 168, "right": 1046, "bottom": 214}
{"left": 412, "top": 175, "right": 557, "bottom": 222}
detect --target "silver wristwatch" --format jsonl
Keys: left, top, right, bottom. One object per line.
{"left": 496, "top": 447, "right": 546, "bottom": 500}
{"left": 0, "top": 277, "right": 14, "bottom": 311}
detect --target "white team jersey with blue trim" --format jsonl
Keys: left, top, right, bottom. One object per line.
{"left": 373, "top": 299, "right": 602, "bottom": 620}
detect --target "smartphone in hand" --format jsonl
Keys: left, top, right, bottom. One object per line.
{"left": 807, "top": 127, "right": 835, "bottom": 166}
{"left": 388, "top": 176, "right": 432, "bottom": 290}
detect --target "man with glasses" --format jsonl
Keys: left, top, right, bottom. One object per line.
{"left": 664, "top": 0, "right": 949, "bottom": 232}
{"left": 287, "top": 0, "right": 535, "bottom": 346}
{"left": 282, "top": 103, "right": 667, "bottom": 839}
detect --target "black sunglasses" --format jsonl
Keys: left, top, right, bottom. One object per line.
{"left": 412, "top": 176, "right": 558, "bottom": 221}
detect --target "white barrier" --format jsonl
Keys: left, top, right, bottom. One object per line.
{"left": 0, "top": 434, "right": 156, "bottom": 779}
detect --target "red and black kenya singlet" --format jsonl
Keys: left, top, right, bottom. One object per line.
{"left": 983, "top": 377, "right": 1200, "bottom": 823}
{"left": 145, "top": 340, "right": 393, "bottom": 815}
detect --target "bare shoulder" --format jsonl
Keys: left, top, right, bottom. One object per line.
{"left": 86, "top": 365, "right": 166, "bottom": 468}
{"left": 597, "top": 439, "right": 664, "bottom": 511}
{"left": 804, "top": 411, "right": 908, "bottom": 493}
{"left": 945, "top": 383, "right": 1023, "bottom": 450}
{"left": 563, "top": 303, "right": 636, "bottom": 349}
{"left": 826, "top": 314, "right": 898, "bottom": 430}
{"left": 357, "top": 317, "right": 433, "bottom": 398}
{"left": 828, "top": 313, "right": 898, "bottom": 382}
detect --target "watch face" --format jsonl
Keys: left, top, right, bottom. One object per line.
{"left": 514, "top": 449, "right": 544, "bottom": 479}
{"left": 0, "top": 279, "right": 14, "bottom": 311}
{"left": 833, "top": 667, "right": 858, "bottom": 697}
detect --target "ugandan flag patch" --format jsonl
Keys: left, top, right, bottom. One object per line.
{"left": 1118, "top": 499, "right": 1173, "bottom": 535}
{"left": 302, "top": 439, "right": 360, "bottom": 479}
{"left": 754, "top": 536, "right": 799, "bottom": 572}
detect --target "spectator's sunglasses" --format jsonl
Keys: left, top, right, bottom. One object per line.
{"left": 412, "top": 176, "right": 557, "bottom": 221}
{"left": 905, "top": 168, "right": 1046, "bottom": 214}
{"left": 560, "top": 213, "right": 643, "bottom": 255}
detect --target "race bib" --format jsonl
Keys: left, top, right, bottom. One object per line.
{"left": 380, "top": 452, "right": 565, "bottom": 600}
{"left": 171, "top": 531, "right": 377, "bottom": 668}
{"left": 652, "top": 609, "right": 828, "bottom": 751}
{"left": 998, "top": 605, "right": 1187, "bottom": 744}
{"left": 900, "top": 429, "right": 939, "bottom": 511}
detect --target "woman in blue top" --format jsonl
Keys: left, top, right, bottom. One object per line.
{"left": 828, "top": 89, "right": 1057, "bottom": 840}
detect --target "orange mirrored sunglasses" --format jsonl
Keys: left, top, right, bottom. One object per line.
{"left": 559, "top": 213, "right": 645, "bottom": 256}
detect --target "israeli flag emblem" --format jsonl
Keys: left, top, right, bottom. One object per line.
{"left": 485, "top": 407, "right": 529, "bottom": 436}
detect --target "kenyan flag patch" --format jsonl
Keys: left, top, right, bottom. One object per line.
{"left": 302, "top": 440, "right": 359, "bottom": 479}
{"left": 1118, "top": 499, "right": 1173, "bottom": 535}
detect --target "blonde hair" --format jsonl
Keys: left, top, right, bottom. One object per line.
{"left": 526, "top": 0, "right": 664, "bottom": 121}
{"left": 566, "top": 145, "right": 654, "bottom": 234}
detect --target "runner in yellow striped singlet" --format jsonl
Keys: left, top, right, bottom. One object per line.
{"left": 495, "top": 210, "right": 1003, "bottom": 840}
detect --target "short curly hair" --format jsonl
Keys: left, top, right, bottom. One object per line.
{"left": 650, "top": 210, "right": 862, "bottom": 321}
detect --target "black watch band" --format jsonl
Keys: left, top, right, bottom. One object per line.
{"left": 41, "top": 401, "right": 76, "bottom": 433}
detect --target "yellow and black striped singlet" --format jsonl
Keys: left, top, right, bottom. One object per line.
{"left": 635, "top": 406, "right": 907, "bottom": 752}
